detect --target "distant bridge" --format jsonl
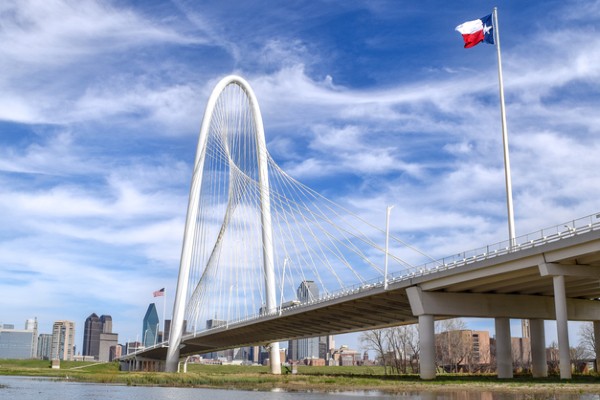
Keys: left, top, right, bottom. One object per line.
{"left": 121, "top": 76, "right": 600, "bottom": 380}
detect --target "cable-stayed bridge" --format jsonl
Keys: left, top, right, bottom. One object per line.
{"left": 121, "top": 76, "right": 600, "bottom": 380}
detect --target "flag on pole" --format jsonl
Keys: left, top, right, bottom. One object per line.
{"left": 153, "top": 288, "right": 165, "bottom": 297}
{"left": 455, "top": 14, "right": 494, "bottom": 48}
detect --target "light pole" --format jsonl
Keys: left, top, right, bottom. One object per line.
{"left": 227, "top": 284, "right": 236, "bottom": 328}
{"left": 279, "top": 258, "right": 288, "bottom": 315}
{"left": 384, "top": 205, "right": 394, "bottom": 290}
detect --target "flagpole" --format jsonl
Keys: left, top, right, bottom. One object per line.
{"left": 162, "top": 289, "right": 167, "bottom": 342}
{"left": 493, "top": 7, "right": 516, "bottom": 249}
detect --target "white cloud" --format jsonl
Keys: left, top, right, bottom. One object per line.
{"left": 0, "top": 0, "right": 201, "bottom": 66}
{"left": 0, "top": 0, "right": 216, "bottom": 127}
{"left": 1, "top": 0, "right": 599, "bottom": 346}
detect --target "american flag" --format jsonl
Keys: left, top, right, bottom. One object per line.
{"left": 153, "top": 288, "right": 165, "bottom": 297}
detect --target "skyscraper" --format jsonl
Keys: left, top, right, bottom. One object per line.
{"left": 297, "top": 280, "right": 319, "bottom": 302}
{"left": 142, "top": 303, "right": 159, "bottom": 347}
{"left": 99, "top": 315, "right": 117, "bottom": 362}
{"left": 83, "top": 313, "right": 117, "bottom": 361}
{"left": 288, "top": 281, "right": 322, "bottom": 361}
{"left": 37, "top": 334, "right": 53, "bottom": 360}
{"left": 83, "top": 313, "right": 102, "bottom": 357}
{"left": 100, "top": 315, "right": 113, "bottom": 333}
{"left": 163, "top": 319, "right": 171, "bottom": 342}
{"left": 51, "top": 320, "right": 75, "bottom": 361}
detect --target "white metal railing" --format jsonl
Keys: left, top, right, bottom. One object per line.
{"left": 389, "top": 211, "right": 600, "bottom": 281}
{"left": 187, "top": 212, "right": 600, "bottom": 333}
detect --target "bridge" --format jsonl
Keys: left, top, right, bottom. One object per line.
{"left": 120, "top": 75, "right": 600, "bottom": 380}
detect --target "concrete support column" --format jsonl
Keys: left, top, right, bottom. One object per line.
{"left": 418, "top": 314, "right": 436, "bottom": 380}
{"left": 553, "top": 275, "right": 572, "bottom": 379}
{"left": 594, "top": 321, "right": 600, "bottom": 372}
{"left": 530, "top": 319, "right": 547, "bottom": 378}
{"left": 269, "top": 342, "right": 281, "bottom": 374}
{"left": 495, "top": 317, "right": 513, "bottom": 378}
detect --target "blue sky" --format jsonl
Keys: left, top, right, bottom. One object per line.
{"left": 2, "top": 0, "right": 600, "bottom": 353}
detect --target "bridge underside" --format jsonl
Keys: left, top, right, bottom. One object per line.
{"left": 125, "top": 228, "right": 600, "bottom": 380}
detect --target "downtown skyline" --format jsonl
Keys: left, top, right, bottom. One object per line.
{"left": 1, "top": 0, "right": 600, "bottom": 349}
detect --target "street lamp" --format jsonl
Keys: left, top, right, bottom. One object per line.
{"left": 384, "top": 205, "right": 394, "bottom": 290}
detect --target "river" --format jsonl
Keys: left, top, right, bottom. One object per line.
{"left": 1, "top": 376, "right": 599, "bottom": 400}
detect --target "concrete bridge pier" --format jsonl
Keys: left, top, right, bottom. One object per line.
{"left": 552, "top": 274, "right": 572, "bottom": 379}
{"left": 418, "top": 314, "right": 436, "bottom": 380}
{"left": 495, "top": 317, "right": 513, "bottom": 379}
{"left": 530, "top": 318, "right": 547, "bottom": 377}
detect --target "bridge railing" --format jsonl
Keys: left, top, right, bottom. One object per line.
{"left": 388, "top": 211, "right": 600, "bottom": 282}
{"left": 186, "top": 212, "right": 600, "bottom": 334}
{"left": 258, "top": 212, "right": 600, "bottom": 320}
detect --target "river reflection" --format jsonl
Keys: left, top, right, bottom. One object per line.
{"left": 1, "top": 376, "right": 598, "bottom": 400}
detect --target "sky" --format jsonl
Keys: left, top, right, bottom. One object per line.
{"left": 2, "top": 0, "right": 600, "bottom": 355}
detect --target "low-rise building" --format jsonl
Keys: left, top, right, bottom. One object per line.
{"left": 0, "top": 325, "right": 35, "bottom": 359}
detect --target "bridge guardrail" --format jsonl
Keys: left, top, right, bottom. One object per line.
{"left": 388, "top": 212, "right": 600, "bottom": 282}
{"left": 188, "top": 212, "right": 600, "bottom": 334}
{"left": 275, "top": 212, "right": 600, "bottom": 319}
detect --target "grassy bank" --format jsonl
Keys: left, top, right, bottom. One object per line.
{"left": 1, "top": 360, "right": 600, "bottom": 394}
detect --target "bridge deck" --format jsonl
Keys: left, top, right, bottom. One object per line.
{"left": 131, "top": 227, "right": 600, "bottom": 361}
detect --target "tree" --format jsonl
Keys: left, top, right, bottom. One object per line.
{"left": 578, "top": 322, "right": 596, "bottom": 359}
{"left": 547, "top": 341, "right": 560, "bottom": 374}
{"left": 360, "top": 324, "right": 420, "bottom": 375}
{"left": 435, "top": 318, "right": 470, "bottom": 372}
{"left": 359, "top": 329, "right": 388, "bottom": 374}
{"left": 386, "top": 325, "right": 420, "bottom": 374}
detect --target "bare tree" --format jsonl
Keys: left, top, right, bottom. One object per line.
{"left": 360, "top": 325, "right": 420, "bottom": 375}
{"left": 571, "top": 344, "right": 593, "bottom": 373}
{"left": 547, "top": 341, "right": 560, "bottom": 374}
{"left": 435, "top": 319, "right": 470, "bottom": 372}
{"left": 359, "top": 329, "right": 388, "bottom": 374}
{"left": 578, "top": 322, "right": 596, "bottom": 359}
{"left": 386, "top": 325, "right": 419, "bottom": 374}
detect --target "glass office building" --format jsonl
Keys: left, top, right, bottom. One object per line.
{"left": 0, "top": 328, "right": 34, "bottom": 359}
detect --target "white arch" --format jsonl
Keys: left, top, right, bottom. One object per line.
{"left": 165, "top": 75, "right": 280, "bottom": 373}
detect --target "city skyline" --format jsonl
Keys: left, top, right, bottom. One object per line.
{"left": 1, "top": 1, "right": 600, "bottom": 349}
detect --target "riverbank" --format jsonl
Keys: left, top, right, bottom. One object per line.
{"left": 1, "top": 360, "right": 600, "bottom": 395}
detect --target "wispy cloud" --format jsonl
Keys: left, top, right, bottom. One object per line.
{"left": 1, "top": 0, "right": 598, "bottom": 347}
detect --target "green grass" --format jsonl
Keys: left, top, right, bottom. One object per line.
{"left": 1, "top": 359, "right": 600, "bottom": 394}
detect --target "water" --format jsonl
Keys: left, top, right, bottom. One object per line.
{"left": 1, "top": 376, "right": 599, "bottom": 400}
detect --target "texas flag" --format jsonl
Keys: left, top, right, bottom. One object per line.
{"left": 455, "top": 14, "right": 494, "bottom": 48}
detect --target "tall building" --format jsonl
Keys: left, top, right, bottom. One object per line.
{"left": 51, "top": 320, "right": 75, "bottom": 361}
{"left": 0, "top": 319, "right": 38, "bottom": 359}
{"left": 25, "top": 318, "right": 38, "bottom": 357}
{"left": 163, "top": 319, "right": 171, "bottom": 342}
{"left": 521, "top": 319, "right": 530, "bottom": 338}
{"left": 100, "top": 315, "right": 112, "bottom": 333}
{"left": 288, "top": 281, "right": 322, "bottom": 361}
{"left": 83, "top": 313, "right": 117, "bottom": 361}
{"left": 142, "top": 303, "right": 159, "bottom": 347}
{"left": 83, "top": 313, "right": 102, "bottom": 357}
{"left": 98, "top": 315, "right": 118, "bottom": 362}
{"left": 319, "top": 335, "right": 334, "bottom": 360}
{"left": 297, "top": 280, "right": 319, "bottom": 302}
{"left": 37, "top": 334, "right": 53, "bottom": 360}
